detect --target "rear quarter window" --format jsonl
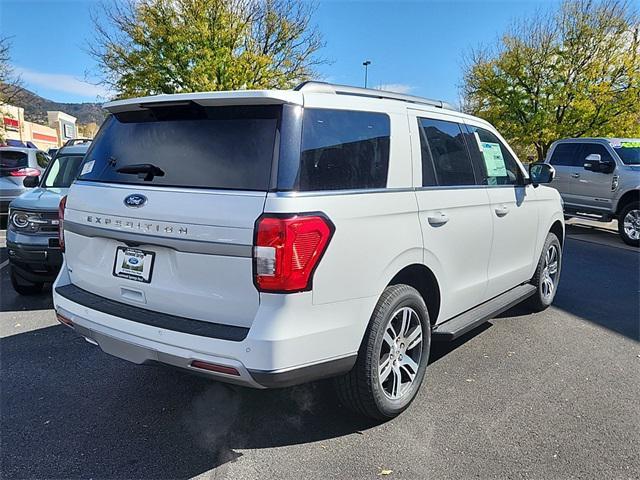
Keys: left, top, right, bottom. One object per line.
{"left": 294, "top": 109, "right": 390, "bottom": 191}
{"left": 79, "top": 104, "right": 280, "bottom": 191}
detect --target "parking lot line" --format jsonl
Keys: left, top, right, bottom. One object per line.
{"left": 0, "top": 259, "right": 9, "bottom": 271}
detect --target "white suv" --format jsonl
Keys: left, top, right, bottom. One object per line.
{"left": 53, "top": 82, "right": 563, "bottom": 419}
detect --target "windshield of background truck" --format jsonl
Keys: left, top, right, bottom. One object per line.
{"left": 612, "top": 141, "right": 640, "bottom": 165}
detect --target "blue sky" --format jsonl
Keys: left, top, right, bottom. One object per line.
{"left": 1, "top": 0, "right": 558, "bottom": 105}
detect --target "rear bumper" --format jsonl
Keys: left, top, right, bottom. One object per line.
{"left": 52, "top": 263, "right": 370, "bottom": 388}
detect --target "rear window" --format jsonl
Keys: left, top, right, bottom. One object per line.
{"left": 1, "top": 151, "right": 28, "bottom": 175}
{"left": 79, "top": 104, "right": 280, "bottom": 191}
{"left": 294, "top": 109, "right": 390, "bottom": 191}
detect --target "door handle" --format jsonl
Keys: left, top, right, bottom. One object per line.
{"left": 495, "top": 205, "right": 509, "bottom": 217}
{"left": 571, "top": 173, "right": 580, "bottom": 178}
{"left": 427, "top": 213, "right": 449, "bottom": 226}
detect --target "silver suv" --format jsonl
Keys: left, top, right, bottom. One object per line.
{"left": 545, "top": 138, "right": 640, "bottom": 246}
{"left": 1, "top": 147, "right": 50, "bottom": 223}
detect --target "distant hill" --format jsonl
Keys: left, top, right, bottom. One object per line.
{"left": 9, "top": 87, "right": 106, "bottom": 126}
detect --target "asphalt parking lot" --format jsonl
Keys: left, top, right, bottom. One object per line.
{"left": 1, "top": 224, "right": 638, "bottom": 480}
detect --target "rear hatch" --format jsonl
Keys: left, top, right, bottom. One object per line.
{"left": 1, "top": 150, "right": 30, "bottom": 196}
{"left": 63, "top": 100, "right": 287, "bottom": 329}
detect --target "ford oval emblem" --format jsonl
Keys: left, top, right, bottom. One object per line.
{"left": 124, "top": 194, "right": 147, "bottom": 208}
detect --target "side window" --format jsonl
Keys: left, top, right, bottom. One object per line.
{"left": 466, "top": 126, "right": 522, "bottom": 186}
{"left": 549, "top": 144, "right": 581, "bottom": 167}
{"left": 419, "top": 118, "right": 476, "bottom": 186}
{"left": 36, "top": 152, "right": 49, "bottom": 168}
{"left": 298, "top": 109, "right": 390, "bottom": 191}
{"left": 580, "top": 144, "right": 614, "bottom": 164}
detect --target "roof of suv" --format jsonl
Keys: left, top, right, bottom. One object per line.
{"left": 553, "top": 137, "right": 640, "bottom": 144}
{"left": 0, "top": 146, "right": 38, "bottom": 153}
{"left": 103, "top": 81, "right": 457, "bottom": 114}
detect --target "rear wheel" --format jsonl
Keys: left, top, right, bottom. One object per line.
{"left": 527, "top": 233, "right": 561, "bottom": 312}
{"left": 10, "top": 266, "right": 44, "bottom": 296}
{"left": 334, "top": 284, "right": 431, "bottom": 420}
{"left": 618, "top": 201, "right": 640, "bottom": 247}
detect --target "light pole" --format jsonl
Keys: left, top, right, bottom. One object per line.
{"left": 362, "top": 60, "right": 371, "bottom": 88}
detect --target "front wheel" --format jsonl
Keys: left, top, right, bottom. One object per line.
{"left": 618, "top": 202, "right": 640, "bottom": 247}
{"left": 527, "top": 232, "right": 562, "bottom": 312}
{"left": 334, "top": 284, "right": 431, "bottom": 420}
{"left": 10, "top": 266, "right": 44, "bottom": 296}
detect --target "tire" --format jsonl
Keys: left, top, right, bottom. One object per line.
{"left": 527, "top": 232, "right": 562, "bottom": 312}
{"left": 617, "top": 201, "right": 640, "bottom": 247}
{"left": 10, "top": 266, "right": 44, "bottom": 296}
{"left": 334, "top": 284, "right": 431, "bottom": 420}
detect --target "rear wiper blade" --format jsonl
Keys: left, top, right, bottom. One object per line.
{"left": 116, "top": 163, "right": 165, "bottom": 181}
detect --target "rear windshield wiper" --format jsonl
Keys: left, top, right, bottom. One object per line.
{"left": 116, "top": 163, "right": 165, "bottom": 181}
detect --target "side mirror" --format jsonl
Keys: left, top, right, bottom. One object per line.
{"left": 529, "top": 163, "right": 555, "bottom": 187}
{"left": 23, "top": 175, "right": 40, "bottom": 188}
{"left": 583, "top": 154, "right": 615, "bottom": 173}
{"left": 583, "top": 154, "right": 601, "bottom": 172}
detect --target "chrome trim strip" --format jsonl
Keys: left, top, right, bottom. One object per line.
{"left": 65, "top": 220, "right": 252, "bottom": 257}
{"left": 72, "top": 180, "right": 267, "bottom": 197}
{"left": 415, "top": 184, "right": 528, "bottom": 191}
{"left": 270, "top": 184, "right": 528, "bottom": 197}
{"left": 271, "top": 187, "right": 414, "bottom": 198}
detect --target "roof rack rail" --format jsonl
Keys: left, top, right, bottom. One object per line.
{"left": 294, "top": 81, "right": 454, "bottom": 110}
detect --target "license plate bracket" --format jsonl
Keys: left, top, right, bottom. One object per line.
{"left": 113, "top": 247, "right": 155, "bottom": 283}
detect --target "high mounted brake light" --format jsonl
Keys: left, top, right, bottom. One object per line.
{"left": 253, "top": 214, "right": 334, "bottom": 293}
{"left": 58, "top": 195, "right": 67, "bottom": 252}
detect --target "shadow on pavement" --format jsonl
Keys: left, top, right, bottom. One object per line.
{"left": 0, "top": 247, "right": 55, "bottom": 313}
{"left": 0, "top": 325, "right": 379, "bottom": 479}
{"left": 0, "top": 280, "right": 54, "bottom": 313}
{"left": 552, "top": 238, "right": 639, "bottom": 340}
{"left": 496, "top": 238, "right": 639, "bottom": 341}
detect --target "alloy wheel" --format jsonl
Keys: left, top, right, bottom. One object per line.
{"left": 378, "top": 306, "right": 423, "bottom": 400}
{"left": 623, "top": 209, "right": 640, "bottom": 241}
{"left": 541, "top": 244, "right": 559, "bottom": 300}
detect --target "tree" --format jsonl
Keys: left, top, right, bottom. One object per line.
{"left": 90, "top": 0, "right": 325, "bottom": 99}
{"left": 0, "top": 36, "right": 22, "bottom": 105}
{"left": 462, "top": 0, "right": 640, "bottom": 162}
{"left": 0, "top": 36, "right": 23, "bottom": 143}
{"left": 77, "top": 122, "right": 100, "bottom": 138}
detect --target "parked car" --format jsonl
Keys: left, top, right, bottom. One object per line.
{"left": 47, "top": 148, "right": 59, "bottom": 158}
{"left": 7, "top": 144, "right": 89, "bottom": 294}
{"left": 544, "top": 138, "right": 640, "bottom": 246}
{"left": 0, "top": 147, "right": 50, "bottom": 224}
{"left": 52, "top": 82, "right": 563, "bottom": 420}
{"left": 63, "top": 138, "right": 92, "bottom": 147}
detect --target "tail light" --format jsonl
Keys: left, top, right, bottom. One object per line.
{"left": 58, "top": 195, "right": 67, "bottom": 252}
{"left": 254, "top": 213, "right": 334, "bottom": 293}
{"left": 10, "top": 167, "right": 40, "bottom": 177}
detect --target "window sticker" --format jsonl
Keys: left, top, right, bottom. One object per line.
{"left": 80, "top": 160, "right": 95, "bottom": 176}
{"left": 619, "top": 141, "right": 640, "bottom": 148}
{"left": 480, "top": 142, "right": 507, "bottom": 177}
